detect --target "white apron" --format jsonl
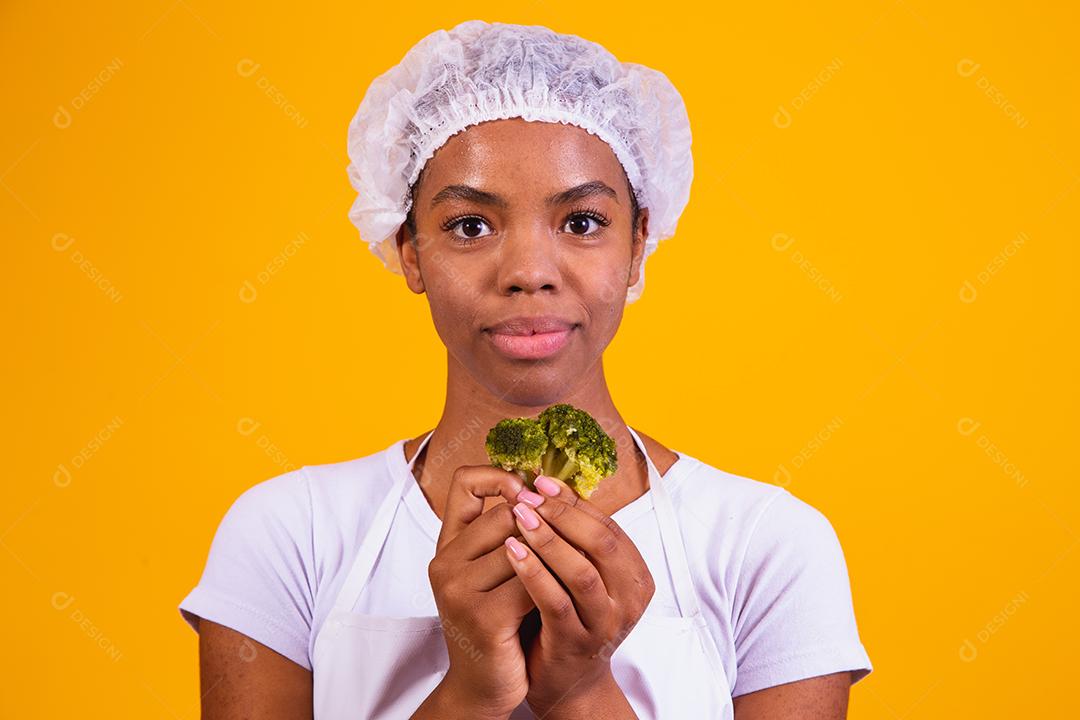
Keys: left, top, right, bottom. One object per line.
{"left": 312, "top": 426, "right": 733, "bottom": 719}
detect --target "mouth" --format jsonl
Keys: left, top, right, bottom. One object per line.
{"left": 484, "top": 316, "right": 578, "bottom": 361}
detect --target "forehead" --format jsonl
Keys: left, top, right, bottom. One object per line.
{"left": 416, "top": 118, "right": 627, "bottom": 199}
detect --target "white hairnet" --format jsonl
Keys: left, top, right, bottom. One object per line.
{"left": 345, "top": 20, "right": 693, "bottom": 304}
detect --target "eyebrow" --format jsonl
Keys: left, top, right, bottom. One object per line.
{"left": 429, "top": 180, "right": 619, "bottom": 209}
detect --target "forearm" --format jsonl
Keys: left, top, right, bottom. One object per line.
{"left": 410, "top": 677, "right": 513, "bottom": 720}
{"left": 533, "top": 673, "right": 638, "bottom": 720}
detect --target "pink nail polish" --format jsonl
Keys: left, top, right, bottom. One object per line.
{"left": 517, "top": 489, "right": 545, "bottom": 507}
{"left": 535, "top": 476, "right": 560, "bottom": 497}
{"left": 505, "top": 536, "right": 527, "bottom": 561}
{"left": 513, "top": 502, "right": 540, "bottom": 530}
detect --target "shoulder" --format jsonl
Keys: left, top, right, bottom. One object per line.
{"left": 301, "top": 443, "right": 400, "bottom": 496}
{"left": 633, "top": 429, "right": 826, "bottom": 542}
{"left": 217, "top": 441, "right": 404, "bottom": 550}
{"left": 228, "top": 444, "right": 393, "bottom": 509}
{"left": 180, "top": 440, "right": 410, "bottom": 671}
{"left": 665, "top": 450, "right": 789, "bottom": 526}
{"left": 299, "top": 442, "right": 405, "bottom": 532}
{"left": 213, "top": 466, "right": 311, "bottom": 537}
{"left": 670, "top": 454, "right": 859, "bottom": 629}
{"left": 666, "top": 452, "right": 844, "bottom": 575}
{"left": 667, "top": 456, "right": 871, "bottom": 692}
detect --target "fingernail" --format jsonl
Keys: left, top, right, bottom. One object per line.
{"left": 505, "top": 536, "right": 527, "bottom": 561}
{"left": 513, "top": 502, "right": 540, "bottom": 530}
{"left": 517, "top": 489, "right": 545, "bottom": 507}
{"left": 535, "top": 476, "right": 560, "bottom": 497}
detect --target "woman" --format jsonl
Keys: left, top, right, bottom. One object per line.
{"left": 179, "top": 20, "right": 872, "bottom": 719}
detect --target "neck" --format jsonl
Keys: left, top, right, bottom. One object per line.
{"left": 410, "top": 350, "right": 650, "bottom": 515}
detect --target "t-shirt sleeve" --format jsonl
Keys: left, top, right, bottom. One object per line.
{"left": 178, "top": 467, "right": 315, "bottom": 671}
{"left": 730, "top": 488, "right": 872, "bottom": 697}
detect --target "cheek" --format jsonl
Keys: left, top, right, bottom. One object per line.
{"left": 421, "top": 259, "right": 482, "bottom": 336}
{"left": 427, "top": 286, "right": 476, "bottom": 333}
{"left": 584, "top": 288, "right": 627, "bottom": 343}
{"left": 578, "top": 247, "right": 634, "bottom": 314}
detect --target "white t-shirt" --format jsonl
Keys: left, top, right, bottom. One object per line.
{"left": 179, "top": 437, "right": 873, "bottom": 697}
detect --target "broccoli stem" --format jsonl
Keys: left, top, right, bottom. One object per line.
{"left": 555, "top": 459, "right": 579, "bottom": 482}
{"left": 540, "top": 446, "right": 558, "bottom": 477}
{"left": 540, "top": 447, "right": 579, "bottom": 483}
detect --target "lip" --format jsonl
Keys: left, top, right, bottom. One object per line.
{"left": 484, "top": 316, "right": 578, "bottom": 361}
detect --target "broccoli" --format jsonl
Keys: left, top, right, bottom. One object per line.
{"left": 484, "top": 417, "right": 549, "bottom": 485}
{"left": 484, "top": 403, "right": 618, "bottom": 499}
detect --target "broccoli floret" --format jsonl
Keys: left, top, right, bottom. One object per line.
{"left": 484, "top": 404, "right": 618, "bottom": 499}
{"left": 537, "top": 404, "right": 618, "bottom": 499}
{"left": 485, "top": 417, "right": 549, "bottom": 487}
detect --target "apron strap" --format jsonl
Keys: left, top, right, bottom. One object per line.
{"left": 332, "top": 430, "right": 436, "bottom": 613}
{"left": 626, "top": 426, "right": 703, "bottom": 620}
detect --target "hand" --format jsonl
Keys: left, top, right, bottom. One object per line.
{"left": 427, "top": 465, "right": 537, "bottom": 715}
{"left": 503, "top": 475, "right": 656, "bottom": 716}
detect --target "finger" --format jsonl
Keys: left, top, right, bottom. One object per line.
{"left": 460, "top": 539, "right": 522, "bottom": 592}
{"left": 529, "top": 486, "right": 646, "bottom": 605}
{"left": 535, "top": 473, "right": 634, "bottom": 551}
{"left": 488, "top": 573, "right": 537, "bottom": 620}
{"left": 438, "top": 465, "right": 526, "bottom": 552}
{"left": 534, "top": 474, "right": 617, "bottom": 529}
{"left": 504, "top": 535, "right": 586, "bottom": 634}
{"left": 441, "top": 502, "right": 518, "bottom": 562}
{"left": 510, "top": 502, "right": 612, "bottom": 631}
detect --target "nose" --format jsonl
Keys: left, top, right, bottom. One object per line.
{"left": 496, "top": 226, "right": 560, "bottom": 296}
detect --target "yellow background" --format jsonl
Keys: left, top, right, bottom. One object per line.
{"left": 3, "top": 1, "right": 1076, "bottom": 717}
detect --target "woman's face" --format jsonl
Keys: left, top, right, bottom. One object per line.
{"left": 397, "top": 118, "right": 649, "bottom": 407}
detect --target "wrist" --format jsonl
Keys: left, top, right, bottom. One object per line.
{"left": 435, "top": 672, "right": 518, "bottom": 720}
{"left": 530, "top": 671, "right": 633, "bottom": 719}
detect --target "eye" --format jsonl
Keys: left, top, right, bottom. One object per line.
{"left": 444, "top": 215, "right": 494, "bottom": 243}
{"left": 562, "top": 210, "right": 610, "bottom": 236}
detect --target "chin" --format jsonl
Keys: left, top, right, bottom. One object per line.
{"left": 481, "top": 364, "right": 578, "bottom": 409}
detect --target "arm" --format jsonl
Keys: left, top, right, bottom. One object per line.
{"left": 409, "top": 676, "right": 517, "bottom": 720}
{"left": 540, "top": 664, "right": 854, "bottom": 719}
{"left": 540, "top": 672, "right": 638, "bottom": 719}
{"left": 198, "top": 619, "right": 313, "bottom": 720}
{"left": 733, "top": 671, "right": 852, "bottom": 719}
{"left": 197, "top": 619, "right": 512, "bottom": 720}
{"left": 182, "top": 467, "right": 319, "bottom": 717}
{"left": 729, "top": 491, "right": 872, "bottom": 703}
{"left": 196, "top": 618, "right": 851, "bottom": 720}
